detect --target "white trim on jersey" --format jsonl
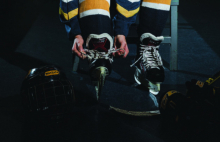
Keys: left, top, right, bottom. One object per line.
{"left": 142, "top": 2, "right": 170, "bottom": 11}
{"left": 128, "top": 0, "right": 141, "bottom": 3}
{"left": 62, "top": 0, "right": 74, "bottom": 3}
{"left": 79, "top": 9, "right": 110, "bottom": 18}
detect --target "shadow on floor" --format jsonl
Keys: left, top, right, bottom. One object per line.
{"left": 179, "top": 0, "right": 220, "bottom": 58}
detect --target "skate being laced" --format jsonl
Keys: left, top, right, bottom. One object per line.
{"left": 130, "top": 45, "right": 162, "bottom": 69}
{"left": 81, "top": 48, "right": 125, "bottom": 63}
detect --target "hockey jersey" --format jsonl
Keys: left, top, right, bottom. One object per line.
{"left": 59, "top": 0, "right": 141, "bottom": 40}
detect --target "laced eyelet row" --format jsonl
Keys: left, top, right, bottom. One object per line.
{"left": 130, "top": 45, "right": 162, "bottom": 69}
{"left": 81, "top": 48, "right": 124, "bottom": 63}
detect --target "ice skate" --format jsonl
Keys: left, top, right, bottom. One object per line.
{"left": 83, "top": 33, "right": 115, "bottom": 100}
{"left": 131, "top": 33, "right": 165, "bottom": 95}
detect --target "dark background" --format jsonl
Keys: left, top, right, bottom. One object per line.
{"left": 1, "top": 0, "right": 220, "bottom": 141}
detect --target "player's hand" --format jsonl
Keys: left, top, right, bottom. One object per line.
{"left": 113, "top": 35, "right": 129, "bottom": 58}
{"left": 72, "top": 35, "right": 86, "bottom": 59}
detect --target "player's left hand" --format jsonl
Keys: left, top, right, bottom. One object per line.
{"left": 113, "top": 35, "right": 129, "bottom": 58}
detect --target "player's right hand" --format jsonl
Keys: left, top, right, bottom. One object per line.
{"left": 113, "top": 35, "right": 129, "bottom": 58}
{"left": 72, "top": 35, "right": 86, "bottom": 59}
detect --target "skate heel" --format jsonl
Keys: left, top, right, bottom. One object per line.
{"left": 92, "top": 67, "right": 108, "bottom": 100}
{"left": 134, "top": 67, "right": 161, "bottom": 95}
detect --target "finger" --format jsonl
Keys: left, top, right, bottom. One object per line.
{"left": 78, "top": 44, "right": 86, "bottom": 59}
{"left": 72, "top": 41, "right": 79, "bottom": 55}
{"left": 117, "top": 51, "right": 121, "bottom": 56}
{"left": 114, "top": 51, "right": 121, "bottom": 57}
{"left": 74, "top": 49, "right": 84, "bottom": 59}
{"left": 72, "top": 39, "right": 77, "bottom": 51}
{"left": 114, "top": 51, "right": 121, "bottom": 56}
{"left": 77, "top": 42, "right": 84, "bottom": 51}
{"left": 114, "top": 37, "right": 121, "bottom": 56}
{"left": 73, "top": 43, "right": 84, "bottom": 59}
{"left": 119, "top": 42, "right": 126, "bottom": 56}
{"left": 119, "top": 49, "right": 124, "bottom": 55}
{"left": 115, "top": 51, "right": 121, "bottom": 56}
{"left": 123, "top": 45, "right": 129, "bottom": 58}
{"left": 112, "top": 46, "right": 117, "bottom": 57}
{"left": 114, "top": 37, "right": 117, "bottom": 47}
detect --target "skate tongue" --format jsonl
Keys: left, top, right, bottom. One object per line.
{"left": 91, "top": 38, "right": 109, "bottom": 52}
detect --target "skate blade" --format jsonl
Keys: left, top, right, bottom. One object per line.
{"left": 110, "top": 106, "right": 160, "bottom": 116}
{"left": 93, "top": 67, "right": 107, "bottom": 100}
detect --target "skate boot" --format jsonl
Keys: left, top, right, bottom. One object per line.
{"left": 131, "top": 33, "right": 165, "bottom": 95}
{"left": 85, "top": 33, "right": 113, "bottom": 100}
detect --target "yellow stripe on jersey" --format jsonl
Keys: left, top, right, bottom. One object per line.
{"left": 59, "top": 8, "right": 68, "bottom": 20}
{"left": 116, "top": 4, "right": 140, "bottom": 18}
{"left": 79, "top": 0, "right": 110, "bottom": 14}
{"left": 143, "top": 0, "right": 171, "bottom": 5}
{"left": 68, "top": 8, "right": 79, "bottom": 19}
{"left": 59, "top": 7, "right": 78, "bottom": 20}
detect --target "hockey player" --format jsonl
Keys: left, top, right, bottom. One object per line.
{"left": 59, "top": 0, "right": 171, "bottom": 115}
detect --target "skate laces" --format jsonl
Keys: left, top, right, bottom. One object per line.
{"left": 81, "top": 48, "right": 125, "bottom": 63}
{"left": 130, "top": 45, "right": 162, "bottom": 69}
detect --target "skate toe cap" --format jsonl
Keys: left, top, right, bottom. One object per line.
{"left": 147, "top": 68, "right": 165, "bottom": 82}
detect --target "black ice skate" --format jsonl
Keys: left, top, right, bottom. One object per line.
{"left": 131, "top": 33, "right": 165, "bottom": 95}
{"left": 84, "top": 33, "right": 114, "bottom": 100}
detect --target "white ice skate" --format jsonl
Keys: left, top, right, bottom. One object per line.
{"left": 82, "top": 33, "right": 124, "bottom": 100}
{"left": 131, "top": 33, "right": 165, "bottom": 95}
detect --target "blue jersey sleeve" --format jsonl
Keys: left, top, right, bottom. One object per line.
{"left": 59, "top": 0, "right": 81, "bottom": 40}
{"left": 113, "top": 0, "right": 141, "bottom": 37}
